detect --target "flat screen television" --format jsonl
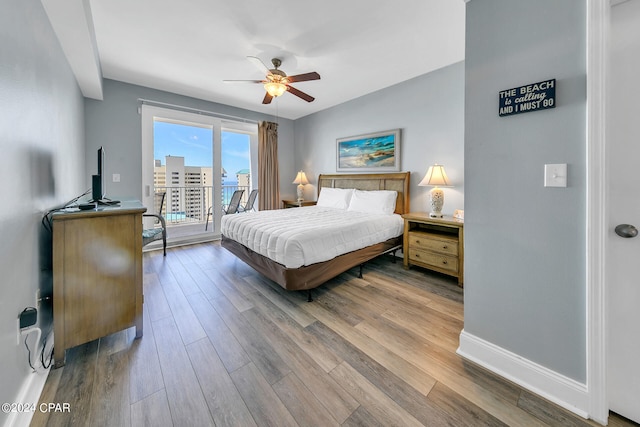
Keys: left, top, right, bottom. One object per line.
{"left": 91, "top": 147, "right": 103, "bottom": 202}
{"left": 90, "top": 146, "right": 119, "bottom": 205}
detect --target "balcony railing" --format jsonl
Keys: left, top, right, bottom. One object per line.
{"left": 152, "top": 185, "right": 251, "bottom": 227}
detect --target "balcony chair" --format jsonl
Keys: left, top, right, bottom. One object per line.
{"left": 143, "top": 192, "right": 167, "bottom": 256}
{"left": 205, "top": 189, "right": 244, "bottom": 231}
{"left": 238, "top": 189, "right": 258, "bottom": 213}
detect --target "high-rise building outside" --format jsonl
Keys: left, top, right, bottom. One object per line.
{"left": 154, "top": 156, "right": 212, "bottom": 221}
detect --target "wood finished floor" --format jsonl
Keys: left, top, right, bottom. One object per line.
{"left": 32, "top": 242, "right": 637, "bottom": 427}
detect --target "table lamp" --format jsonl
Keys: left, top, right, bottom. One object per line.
{"left": 292, "top": 171, "right": 308, "bottom": 202}
{"left": 419, "top": 164, "right": 451, "bottom": 218}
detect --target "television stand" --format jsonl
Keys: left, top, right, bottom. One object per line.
{"left": 51, "top": 201, "right": 145, "bottom": 367}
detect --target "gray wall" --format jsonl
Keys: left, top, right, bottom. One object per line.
{"left": 85, "top": 79, "right": 296, "bottom": 202}
{"left": 464, "top": 0, "right": 587, "bottom": 381}
{"left": 294, "top": 62, "right": 465, "bottom": 214}
{"left": 0, "top": 0, "right": 85, "bottom": 422}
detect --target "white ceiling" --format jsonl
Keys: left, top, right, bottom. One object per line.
{"left": 42, "top": 0, "right": 466, "bottom": 120}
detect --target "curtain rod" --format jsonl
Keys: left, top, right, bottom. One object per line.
{"left": 137, "top": 98, "right": 259, "bottom": 125}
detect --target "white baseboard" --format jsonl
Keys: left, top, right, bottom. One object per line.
{"left": 3, "top": 331, "right": 53, "bottom": 427}
{"left": 457, "top": 329, "right": 590, "bottom": 419}
{"left": 2, "top": 369, "right": 51, "bottom": 427}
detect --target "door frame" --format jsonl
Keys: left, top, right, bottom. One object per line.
{"left": 141, "top": 104, "right": 222, "bottom": 239}
{"left": 586, "top": 0, "right": 608, "bottom": 423}
{"left": 141, "top": 104, "right": 259, "bottom": 243}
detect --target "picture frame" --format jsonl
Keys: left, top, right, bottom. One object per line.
{"left": 336, "top": 129, "right": 401, "bottom": 172}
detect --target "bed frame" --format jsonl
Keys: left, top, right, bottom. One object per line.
{"left": 221, "top": 172, "right": 410, "bottom": 299}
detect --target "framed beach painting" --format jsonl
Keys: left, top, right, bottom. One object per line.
{"left": 336, "top": 129, "right": 401, "bottom": 172}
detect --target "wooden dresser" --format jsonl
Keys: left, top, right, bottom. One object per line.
{"left": 403, "top": 213, "right": 464, "bottom": 285}
{"left": 52, "top": 201, "right": 146, "bottom": 367}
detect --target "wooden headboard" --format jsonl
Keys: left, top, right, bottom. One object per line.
{"left": 317, "top": 172, "right": 410, "bottom": 215}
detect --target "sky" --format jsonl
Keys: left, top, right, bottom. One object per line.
{"left": 153, "top": 121, "right": 250, "bottom": 179}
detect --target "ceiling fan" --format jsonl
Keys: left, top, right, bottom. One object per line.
{"left": 224, "top": 56, "right": 321, "bottom": 104}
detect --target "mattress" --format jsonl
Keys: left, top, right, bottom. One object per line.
{"left": 220, "top": 206, "right": 404, "bottom": 268}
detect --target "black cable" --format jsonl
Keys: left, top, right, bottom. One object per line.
{"left": 41, "top": 335, "right": 54, "bottom": 369}
{"left": 65, "top": 188, "right": 91, "bottom": 207}
{"left": 24, "top": 334, "right": 36, "bottom": 372}
{"left": 42, "top": 188, "right": 92, "bottom": 232}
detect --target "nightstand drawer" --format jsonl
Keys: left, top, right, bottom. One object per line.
{"left": 408, "top": 248, "right": 458, "bottom": 274}
{"left": 409, "top": 232, "right": 458, "bottom": 256}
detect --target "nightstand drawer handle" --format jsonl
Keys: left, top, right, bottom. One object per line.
{"left": 442, "top": 245, "right": 448, "bottom": 249}
{"left": 415, "top": 240, "right": 420, "bottom": 244}
{"left": 442, "top": 260, "right": 448, "bottom": 264}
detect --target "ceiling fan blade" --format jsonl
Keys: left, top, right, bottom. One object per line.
{"left": 223, "top": 79, "right": 264, "bottom": 84}
{"left": 286, "top": 85, "right": 315, "bottom": 102}
{"left": 287, "top": 72, "right": 321, "bottom": 83}
{"left": 262, "top": 92, "right": 273, "bottom": 104}
{"left": 247, "top": 56, "right": 271, "bottom": 75}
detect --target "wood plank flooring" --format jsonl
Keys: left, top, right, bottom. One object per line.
{"left": 32, "top": 242, "right": 637, "bottom": 427}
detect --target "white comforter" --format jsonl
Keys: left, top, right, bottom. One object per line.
{"left": 220, "top": 206, "right": 404, "bottom": 268}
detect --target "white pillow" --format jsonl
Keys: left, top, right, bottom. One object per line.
{"left": 316, "top": 187, "right": 354, "bottom": 210}
{"left": 347, "top": 190, "right": 398, "bottom": 215}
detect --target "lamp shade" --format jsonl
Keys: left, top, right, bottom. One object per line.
{"left": 419, "top": 164, "right": 451, "bottom": 187}
{"left": 292, "top": 171, "right": 309, "bottom": 185}
{"left": 264, "top": 82, "right": 287, "bottom": 97}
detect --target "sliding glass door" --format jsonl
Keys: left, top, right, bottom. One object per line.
{"left": 221, "top": 130, "right": 252, "bottom": 210}
{"left": 141, "top": 104, "right": 257, "bottom": 246}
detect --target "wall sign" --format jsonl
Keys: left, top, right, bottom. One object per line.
{"left": 499, "top": 79, "right": 556, "bottom": 117}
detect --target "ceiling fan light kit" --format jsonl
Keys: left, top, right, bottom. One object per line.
{"left": 264, "top": 82, "right": 287, "bottom": 97}
{"left": 224, "top": 56, "right": 320, "bottom": 104}
{"left": 264, "top": 71, "right": 288, "bottom": 97}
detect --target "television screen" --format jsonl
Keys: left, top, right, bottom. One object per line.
{"left": 92, "top": 147, "right": 105, "bottom": 201}
{"left": 98, "top": 146, "right": 104, "bottom": 179}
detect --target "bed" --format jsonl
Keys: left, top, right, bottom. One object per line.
{"left": 220, "top": 172, "right": 410, "bottom": 298}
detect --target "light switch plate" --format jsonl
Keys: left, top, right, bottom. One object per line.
{"left": 112, "top": 173, "right": 121, "bottom": 183}
{"left": 544, "top": 164, "right": 567, "bottom": 187}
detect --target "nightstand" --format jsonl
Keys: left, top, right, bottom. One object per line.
{"left": 282, "top": 199, "right": 317, "bottom": 209}
{"left": 403, "top": 213, "right": 464, "bottom": 285}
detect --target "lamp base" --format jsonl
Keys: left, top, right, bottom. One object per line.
{"left": 429, "top": 187, "right": 444, "bottom": 218}
{"left": 296, "top": 184, "right": 304, "bottom": 202}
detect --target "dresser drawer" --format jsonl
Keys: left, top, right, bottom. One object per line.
{"left": 408, "top": 248, "right": 458, "bottom": 274}
{"left": 408, "top": 232, "right": 458, "bottom": 256}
